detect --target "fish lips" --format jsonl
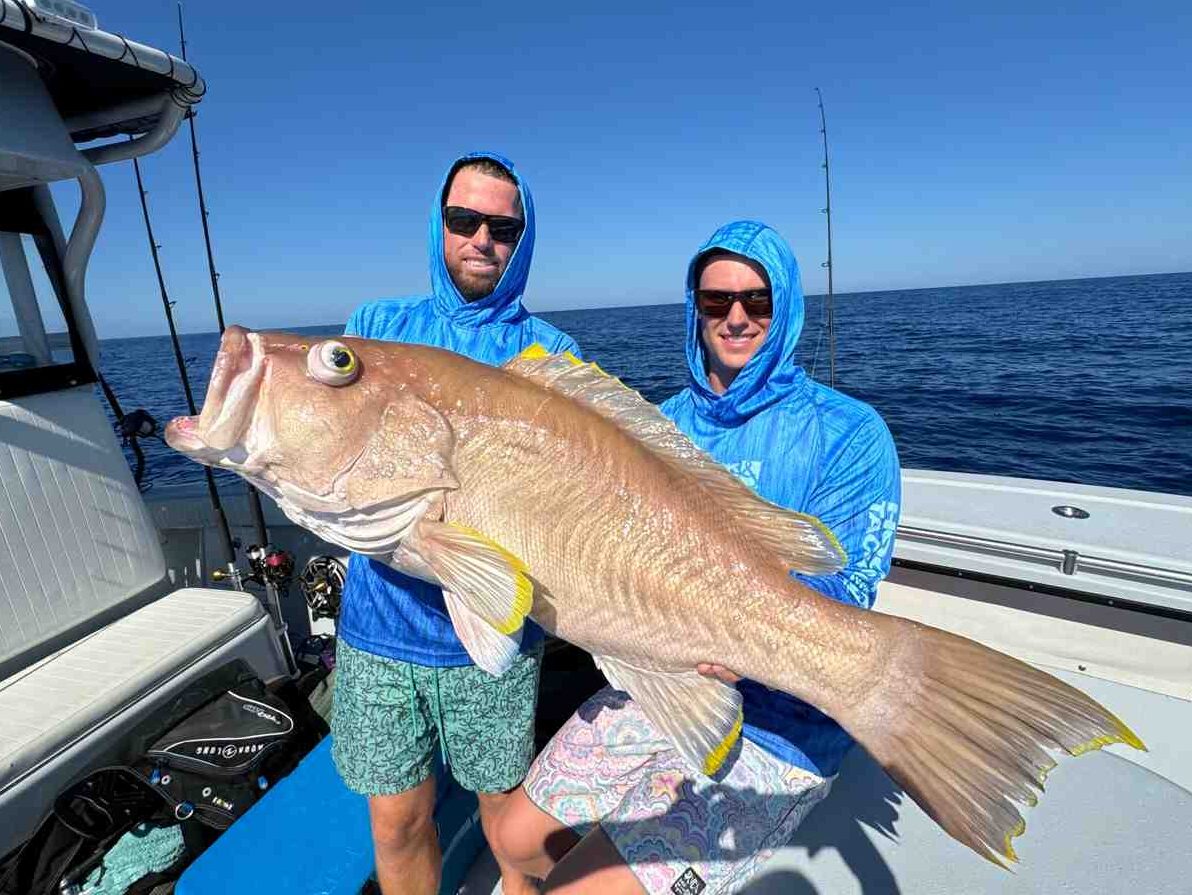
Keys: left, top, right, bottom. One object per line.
{"left": 165, "top": 326, "right": 266, "bottom": 458}
{"left": 163, "top": 414, "right": 208, "bottom": 454}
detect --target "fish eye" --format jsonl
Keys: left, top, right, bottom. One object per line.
{"left": 308, "top": 340, "right": 360, "bottom": 386}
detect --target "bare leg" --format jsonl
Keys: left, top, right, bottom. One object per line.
{"left": 490, "top": 786, "right": 581, "bottom": 880}
{"left": 477, "top": 789, "right": 545, "bottom": 895}
{"left": 542, "top": 826, "right": 645, "bottom": 895}
{"left": 369, "top": 778, "right": 439, "bottom": 895}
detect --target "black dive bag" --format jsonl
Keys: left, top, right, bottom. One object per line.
{"left": 136, "top": 675, "right": 297, "bottom": 829}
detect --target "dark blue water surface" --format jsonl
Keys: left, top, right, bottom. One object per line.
{"left": 98, "top": 272, "right": 1192, "bottom": 497}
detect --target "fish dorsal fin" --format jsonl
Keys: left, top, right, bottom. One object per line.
{"left": 504, "top": 345, "right": 847, "bottom": 574}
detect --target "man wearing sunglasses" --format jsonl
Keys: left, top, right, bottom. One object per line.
{"left": 492, "top": 221, "right": 901, "bottom": 895}
{"left": 332, "top": 152, "right": 579, "bottom": 895}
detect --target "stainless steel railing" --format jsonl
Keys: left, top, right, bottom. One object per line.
{"left": 896, "top": 524, "right": 1192, "bottom": 588}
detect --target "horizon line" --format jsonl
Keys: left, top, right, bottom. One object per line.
{"left": 94, "top": 268, "right": 1190, "bottom": 341}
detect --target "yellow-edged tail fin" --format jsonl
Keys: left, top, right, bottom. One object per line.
{"left": 843, "top": 615, "right": 1145, "bottom": 866}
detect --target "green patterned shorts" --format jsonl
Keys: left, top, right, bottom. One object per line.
{"left": 331, "top": 639, "right": 542, "bottom": 796}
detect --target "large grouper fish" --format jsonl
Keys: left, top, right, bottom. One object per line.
{"left": 166, "top": 326, "right": 1144, "bottom": 865}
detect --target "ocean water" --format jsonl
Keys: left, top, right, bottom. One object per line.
{"left": 96, "top": 272, "right": 1192, "bottom": 497}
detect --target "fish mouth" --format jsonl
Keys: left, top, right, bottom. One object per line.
{"left": 165, "top": 325, "right": 266, "bottom": 461}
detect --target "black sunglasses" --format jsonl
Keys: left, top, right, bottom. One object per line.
{"left": 695, "top": 289, "right": 773, "bottom": 318}
{"left": 443, "top": 206, "right": 525, "bottom": 245}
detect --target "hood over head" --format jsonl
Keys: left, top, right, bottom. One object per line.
{"left": 429, "top": 150, "right": 536, "bottom": 326}
{"left": 683, "top": 220, "right": 807, "bottom": 426}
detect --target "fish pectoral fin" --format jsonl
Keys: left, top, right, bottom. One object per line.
{"left": 387, "top": 527, "right": 523, "bottom": 676}
{"left": 442, "top": 590, "right": 522, "bottom": 676}
{"left": 594, "top": 655, "right": 744, "bottom": 777}
{"left": 417, "top": 522, "right": 534, "bottom": 637}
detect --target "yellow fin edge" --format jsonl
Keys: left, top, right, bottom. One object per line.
{"left": 815, "top": 516, "right": 848, "bottom": 566}
{"left": 998, "top": 715, "right": 1145, "bottom": 865}
{"left": 702, "top": 708, "right": 744, "bottom": 776}
{"left": 517, "top": 343, "right": 592, "bottom": 372}
{"left": 1002, "top": 817, "right": 1026, "bottom": 863}
{"left": 496, "top": 573, "right": 534, "bottom": 635}
{"left": 447, "top": 523, "right": 533, "bottom": 636}
{"left": 785, "top": 511, "right": 848, "bottom": 568}
{"left": 1068, "top": 718, "right": 1147, "bottom": 756}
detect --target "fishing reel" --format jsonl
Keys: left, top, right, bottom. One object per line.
{"left": 211, "top": 543, "right": 294, "bottom": 591}
{"left": 246, "top": 544, "right": 294, "bottom": 589}
{"left": 118, "top": 408, "right": 159, "bottom": 441}
{"left": 298, "top": 556, "right": 346, "bottom": 622}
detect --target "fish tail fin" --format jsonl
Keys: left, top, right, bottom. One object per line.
{"left": 847, "top": 619, "right": 1144, "bottom": 866}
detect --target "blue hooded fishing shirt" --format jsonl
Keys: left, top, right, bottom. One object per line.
{"left": 660, "top": 221, "right": 901, "bottom": 778}
{"left": 338, "top": 152, "right": 580, "bottom": 666}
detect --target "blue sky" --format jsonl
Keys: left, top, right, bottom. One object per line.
{"left": 49, "top": 0, "right": 1192, "bottom": 336}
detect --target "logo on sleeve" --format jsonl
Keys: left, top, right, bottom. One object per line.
{"left": 672, "top": 867, "right": 706, "bottom": 895}
{"left": 861, "top": 499, "right": 900, "bottom": 567}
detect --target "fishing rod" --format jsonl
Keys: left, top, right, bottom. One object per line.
{"left": 131, "top": 154, "right": 241, "bottom": 588}
{"left": 815, "top": 87, "right": 837, "bottom": 388}
{"left": 177, "top": 3, "right": 226, "bottom": 334}
{"left": 177, "top": 3, "right": 271, "bottom": 553}
{"left": 178, "top": 4, "right": 297, "bottom": 675}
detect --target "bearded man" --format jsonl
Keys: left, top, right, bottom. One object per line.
{"left": 332, "top": 152, "right": 579, "bottom": 895}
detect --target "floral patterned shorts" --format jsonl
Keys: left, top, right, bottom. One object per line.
{"left": 331, "top": 639, "right": 542, "bottom": 795}
{"left": 524, "top": 687, "right": 834, "bottom": 895}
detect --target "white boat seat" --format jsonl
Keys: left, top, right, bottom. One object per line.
{"left": 0, "top": 587, "right": 282, "bottom": 855}
{"left": 0, "top": 587, "right": 261, "bottom": 793}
